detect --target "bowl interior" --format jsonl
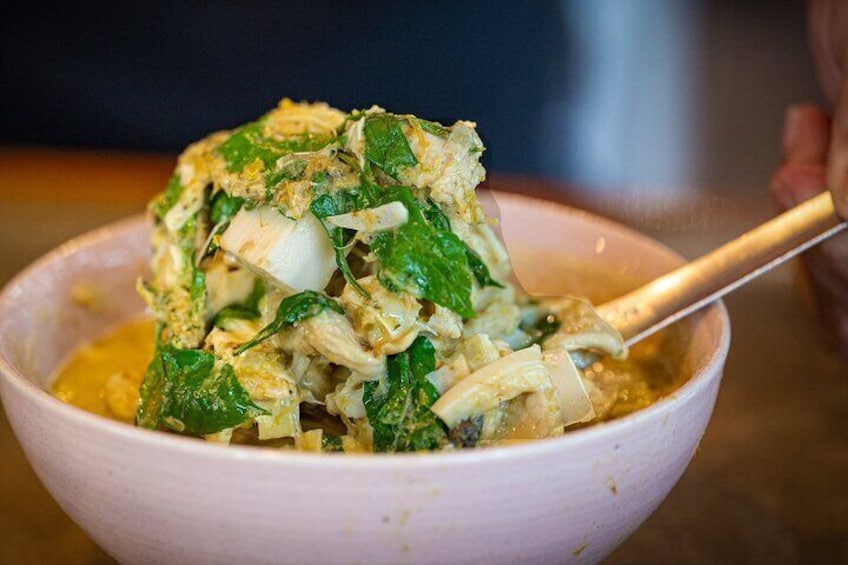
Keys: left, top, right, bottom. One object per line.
{"left": 0, "top": 192, "right": 727, "bottom": 432}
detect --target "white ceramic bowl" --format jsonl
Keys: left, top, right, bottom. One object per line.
{"left": 0, "top": 192, "right": 730, "bottom": 565}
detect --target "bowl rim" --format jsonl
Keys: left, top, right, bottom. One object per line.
{"left": 0, "top": 192, "right": 731, "bottom": 470}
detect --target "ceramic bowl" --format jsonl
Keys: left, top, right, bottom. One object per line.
{"left": 0, "top": 192, "right": 730, "bottom": 564}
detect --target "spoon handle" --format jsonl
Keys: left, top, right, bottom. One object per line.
{"left": 597, "top": 191, "right": 848, "bottom": 346}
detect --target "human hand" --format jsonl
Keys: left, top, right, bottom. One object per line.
{"left": 809, "top": 0, "right": 848, "bottom": 217}
{"left": 770, "top": 104, "right": 848, "bottom": 357}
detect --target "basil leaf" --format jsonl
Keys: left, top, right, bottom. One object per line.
{"left": 137, "top": 343, "right": 267, "bottom": 436}
{"left": 363, "top": 114, "right": 418, "bottom": 179}
{"left": 234, "top": 290, "right": 344, "bottom": 354}
{"left": 217, "top": 119, "right": 333, "bottom": 173}
{"left": 465, "top": 246, "right": 505, "bottom": 289}
{"left": 423, "top": 199, "right": 503, "bottom": 289}
{"left": 371, "top": 187, "right": 474, "bottom": 317}
{"left": 310, "top": 192, "right": 371, "bottom": 296}
{"left": 363, "top": 336, "right": 447, "bottom": 452}
{"left": 213, "top": 278, "right": 266, "bottom": 328}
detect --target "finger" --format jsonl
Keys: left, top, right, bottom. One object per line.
{"left": 782, "top": 104, "right": 831, "bottom": 164}
{"left": 826, "top": 83, "right": 848, "bottom": 217}
{"left": 769, "top": 161, "right": 828, "bottom": 209}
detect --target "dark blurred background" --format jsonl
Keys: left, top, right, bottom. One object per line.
{"left": 0, "top": 0, "right": 822, "bottom": 196}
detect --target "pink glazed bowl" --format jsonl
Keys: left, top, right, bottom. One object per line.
{"left": 0, "top": 192, "right": 730, "bottom": 564}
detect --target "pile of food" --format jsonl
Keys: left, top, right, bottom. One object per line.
{"left": 128, "top": 99, "right": 630, "bottom": 453}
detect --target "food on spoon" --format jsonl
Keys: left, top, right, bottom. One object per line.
{"left": 55, "top": 99, "right": 641, "bottom": 452}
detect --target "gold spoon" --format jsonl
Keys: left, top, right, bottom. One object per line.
{"left": 597, "top": 191, "right": 848, "bottom": 346}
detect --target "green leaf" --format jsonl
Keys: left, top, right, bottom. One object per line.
{"left": 363, "top": 336, "right": 447, "bottom": 452}
{"left": 217, "top": 119, "right": 333, "bottom": 173}
{"left": 417, "top": 118, "right": 450, "bottom": 138}
{"left": 213, "top": 278, "right": 266, "bottom": 328}
{"left": 363, "top": 114, "right": 418, "bottom": 179}
{"left": 137, "top": 343, "right": 267, "bottom": 436}
{"left": 310, "top": 191, "right": 371, "bottom": 296}
{"left": 371, "top": 187, "right": 474, "bottom": 317}
{"left": 424, "top": 199, "right": 503, "bottom": 289}
{"left": 465, "top": 246, "right": 505, "bottom": 289}
{"left": 321, "top": 434, "right": 344, "bottom": 452}
{"left": 234, "top": 290, "right": 344, "bottom": 355}
{"left": 151, "top": 174, "right": 184, "bottom": 221}
{"left": 210, "top": 190, "right": 245, "bottom": 224}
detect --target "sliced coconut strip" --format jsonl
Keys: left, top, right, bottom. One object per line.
{"left": 326, "top": 201, "right": 409, "bottom": 232}
{"left": 431, "top": 345, "right": 551, "bottom": 429}
{"left": 542, "top": 348, "right": 596, "bottom": 427}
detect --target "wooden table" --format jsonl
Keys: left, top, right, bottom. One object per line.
{"left": 1, "top": 148, "right": 846, "bottom": 563}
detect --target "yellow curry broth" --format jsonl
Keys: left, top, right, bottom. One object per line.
{"left": 52, "top": 318, "right": 155, "bottom": 423}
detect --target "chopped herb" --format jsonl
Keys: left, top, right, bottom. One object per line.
{"left": 363, "top": 114, "right": 418, "bottom": 179}
{"left": 371, "top": 187, "right": 474, "bottom": 317}
{"left": 234, "top": 290, "right": 344, "bottom": 354}
{"left": 213, "top": 278, "right": 266, "bottom": 328}
{"left": 137, "top": 343, "right": 267, "bottom": 436}
{"left": 363, "top": 336, "right": 447, "bottom": 452}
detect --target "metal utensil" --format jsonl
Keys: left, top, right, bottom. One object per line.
{"left": 597, "top": 191, "right": 848, "bottom": 346}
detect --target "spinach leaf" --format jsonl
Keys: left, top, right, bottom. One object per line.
{"left": 151, "top": 174, "right": 184, "bottom": 221}
{"left": 363, "top": 114, "right": 418, "bottom": 180}
{"left": 137, "top": 343, "right": 267, "bottom": 436}
{"left": 213, "top": 278, "right": 266, "bottom": 329}
{"left": 234, "top": 290, "right": 344, "bottom": 354}
{"left": 371, "top": 187, "right": 475, "bottom": 317}
{"left": 363, "top": 336, "right": 447, "bottom": 452}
